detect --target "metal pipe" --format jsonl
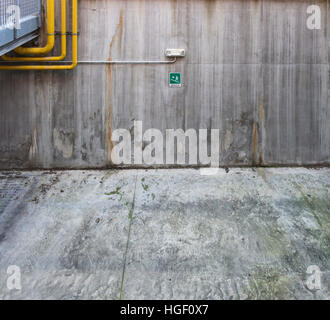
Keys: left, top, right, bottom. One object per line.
{"left": 1, "top": 0, "right": 66, "bottom": 61}
{"left": 77, "top": 58, "right": 177, "bottom": 65}
{"left": 0, "top": 0, "right": 77, "bottom": 70}
{"left": 14, "top": 0, "right": 55, "bottom": 56}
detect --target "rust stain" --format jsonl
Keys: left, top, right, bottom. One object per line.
{"left": 252, "top": 122, "right": 258, "bottom": 166}
{"left": 29, "top": 125, "right": 38, "bottom": 164}
{"left": 106, "top": 9, "right": 124, "bottom": 163}
{"left": 252, "top": 96, "right": 265, "bottom": 166}
{"left": 205, "top": 0, "right": 216, "bottom": 19}
{"left": 259, "top": 96, "right": 264, "bottom": 166}
{"left": 39, "top": 1, "right": 47, "bottom": 46}
{"left": 106, "top": 61, "right": 114, "bottom": 163}
{"left": 259, "top": 152, "right": 264, "bottom": 165}
{"left": 251, "top": 0, "right": 260, "bottom": 10}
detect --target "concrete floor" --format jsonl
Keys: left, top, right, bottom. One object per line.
{"left": 0, "top": 168, "right": 329, "bottom": 300}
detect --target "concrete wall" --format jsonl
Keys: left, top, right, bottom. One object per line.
{"left": 0, "top": 0, "right": 329, "bottom": 169}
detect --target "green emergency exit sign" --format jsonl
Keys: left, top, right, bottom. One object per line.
{"left": 169, "top": 72, "right": 182, "bottom": 88}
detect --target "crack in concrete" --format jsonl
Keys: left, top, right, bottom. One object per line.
{"left": 119, "top": 174, "right": 138, "bottom": 300}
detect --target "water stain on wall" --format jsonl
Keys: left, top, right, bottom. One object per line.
{"left": 53, "top": 128, "right": 74, "bottom": 159}
{"left": 29, "top": 126, "right": 38, "bottom": 164}
{"left": 106, "top": 9, "right": 124, "bottom": 164}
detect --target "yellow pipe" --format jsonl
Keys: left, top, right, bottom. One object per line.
{"left": 0, "top": 0, "right": 77, "bottom": 70}
{"left": 14, "top": 0, "right": 55, "bottom": 56}
{"left": 1, "top": 0, "right": 66, "bottom": 61}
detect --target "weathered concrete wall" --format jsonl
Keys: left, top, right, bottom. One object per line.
{"left": 0, "top": 0, "right": 329, "bottom": 169}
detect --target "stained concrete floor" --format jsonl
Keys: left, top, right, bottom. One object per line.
{"left": 0, "top": 168, "right": 329, "bottom": 300}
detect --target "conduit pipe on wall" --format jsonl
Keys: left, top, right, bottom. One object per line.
{"left": 77, "top": 58, "right": 177, "bottom": 65}
{"left": 38, "top": 58, "right": 177, "bottom": 65}
{"left": 1, "top": 0, "right": 66, "bottom": 62}
{"left": 0, "top": 0, "right": 77, "bottom": 70}
{"left": 14, "top": 0, "right": 56, "bottom": 56}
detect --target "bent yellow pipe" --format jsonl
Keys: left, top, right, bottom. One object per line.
{"left": 14, "top": 0, "right": 55, "bottom": 56}
{"left": 0, "top": 0, "right": 77, "bottom": 70}
{"left": 1, "top": 0, "right": 66, "bottom": 62}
